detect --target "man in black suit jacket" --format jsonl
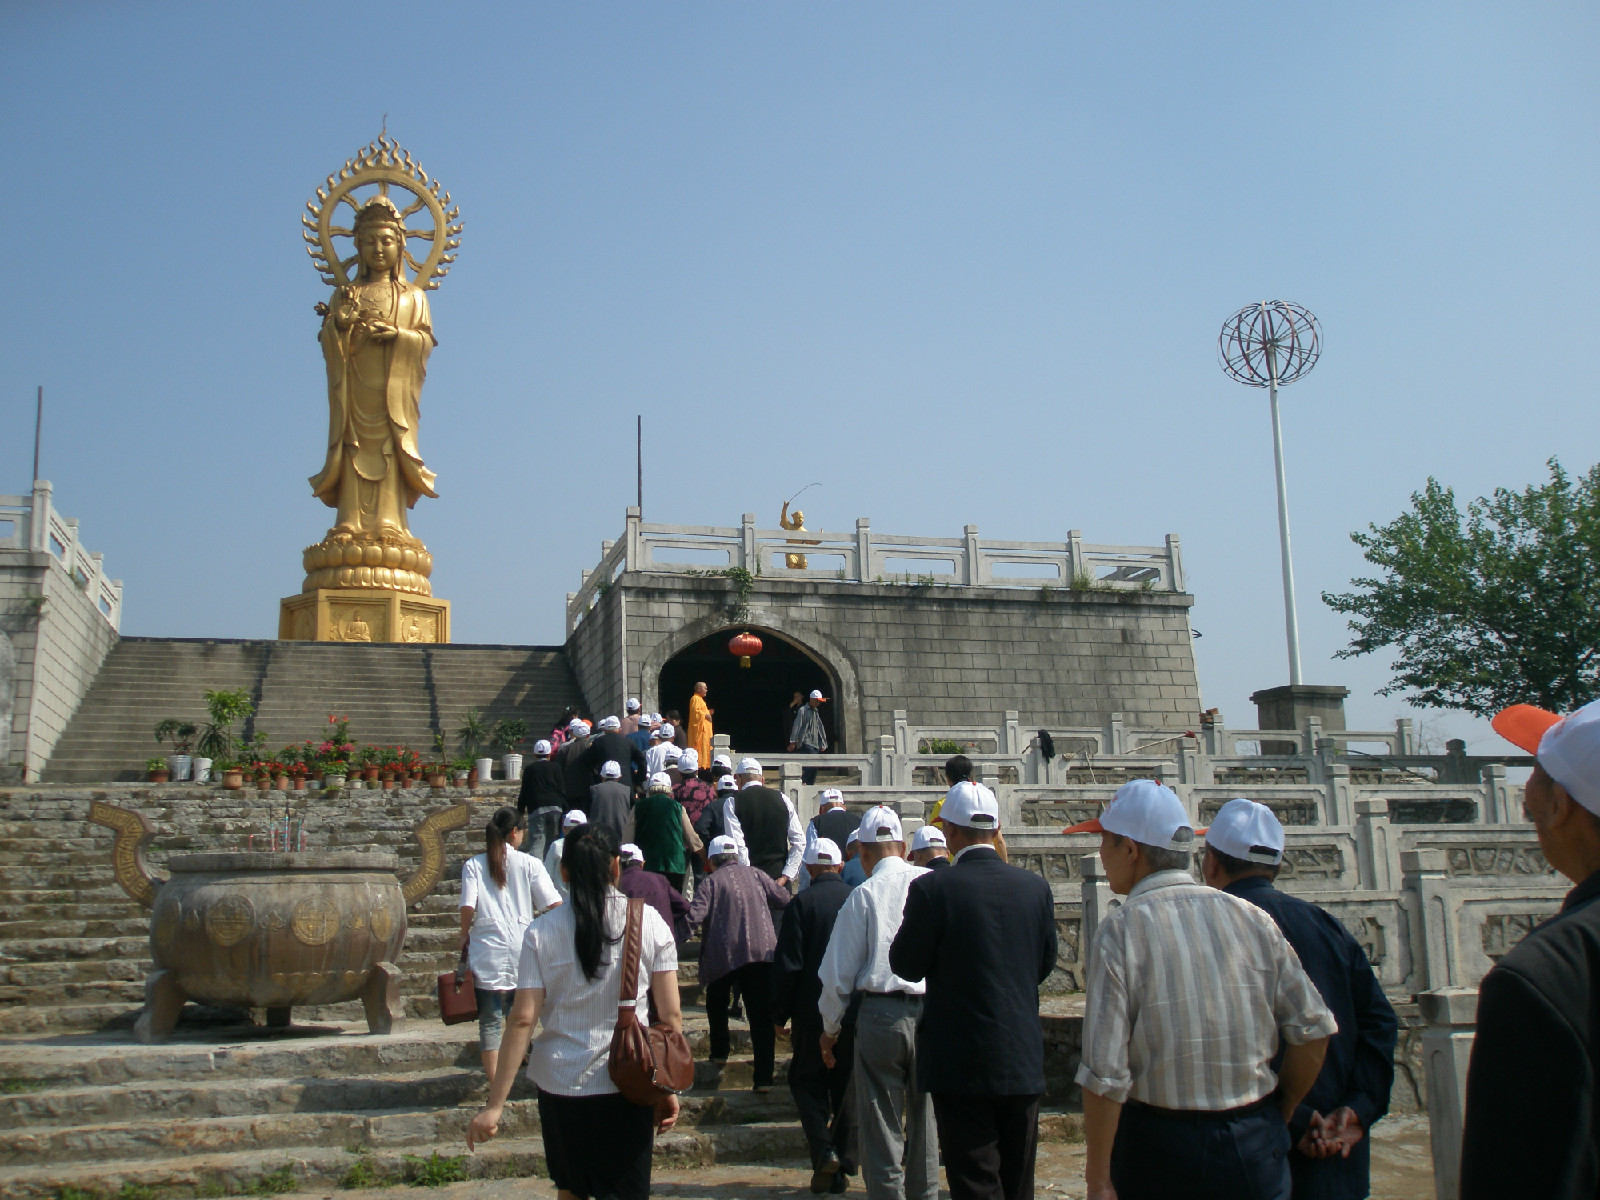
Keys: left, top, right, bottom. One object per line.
{"left": 582, "top": 716, "right": 648, "bottom": 791}
{"left": 890, "top": 783, "right": 1058, "bottom": 1200}
{"left": 773, "top": 837, "right": 857, "bottom": 1194}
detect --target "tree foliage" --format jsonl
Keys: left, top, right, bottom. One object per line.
{"left": 1322, "top": 459, "right": 1600, "bottom": 717}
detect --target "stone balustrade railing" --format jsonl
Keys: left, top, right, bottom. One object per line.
{"left": 567, "top": 506, "right": 1186, "bottom": 632}
{"left": 0, "top": 481, "right": 122, "bottom": 628}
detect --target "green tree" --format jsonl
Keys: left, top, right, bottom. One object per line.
{"left": 1322, "top": 459, "right": 1600, "bottom": 716}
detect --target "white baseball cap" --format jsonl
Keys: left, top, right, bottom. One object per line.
{"left": 562, "top": 809, "right": 587, "bottom": 830}
{"left": 600, "top": 760, "right": 622, "bottom": 780}
{"left": 533, "top": 739, "right": 552, "bottom": 756}
{"left": 1062, "top": 779, "right": 1194, "bottom": 852}
{"left": 845, "top": 830, "right": 860, "bottom": 848}
{"left": 599, "top": 715, "right": 621, "bottom": 732}
{"left": 567, "top": 718, "right": 587, "bottom": 733}
{"left": 648, "top": 771, "right": 673, "bottom": 792}
{"left": 857, "top": 805, "right": 903, "bottom": 843}
{"left": 910, "top": 825, "right": 947, "bottom": 852}
{"left": 942, "top": 781, "right": 1000, "bottom": 829}
{"left": 678, "top": 749, "right": 700, "bottom": 773}
{"left": 818, "top": 787, "right": 845, "bottom": 808}
{"left": 737, "top": 757, "right": 763, "bottom": 776}
{"left": 1493, "top": 698, "right": 1600, "bottom": 817}
{"left": 619, "top": 842, "right": 643, "bottom": 864}
{"left": 1199, "top": 798, "right": 1285, "bottom": 865}
{"left": 809, "top": 690, "right": 827, "bottom": 701}
{"left": 651, "top": 725, "right": 670, "bottom": 739}
{"left": 659, "top": 723, "right": 676, "bottom": 739}
{"left": 662, "top": 745, "right": 682, "bottom": 764}
{"left": 625, "top": 698, "right": 641, "bottom": 712}
{"left": 805, "top": 837, "right": 842, "bottom": 866}
{"left": 713, "top": 754, "right": 733, "bottom": 770}
{"left": 709, "top": 834, "right": 739, "bottom": 858}
{"left": 715, "top": 774, "right": 738, "bottom": 792}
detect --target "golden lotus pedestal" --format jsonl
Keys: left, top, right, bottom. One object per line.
{"left": 279, "top": 589, "right": 450, "bottom": 644}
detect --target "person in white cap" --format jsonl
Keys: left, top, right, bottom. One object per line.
{"left": 555, "top": 718, "right": 594, "bottom": 807}
{"left": 802, "top": 788, "right": 857, "bottom": 893}
{"left": 817, "top": 805, "right": 937, "bottom": 1200}
{"left": 1199, "top": 798, "right": 1397, "bottom": 1199}
{"left": 542, "top": 809, "right": 588, "bottom": 901}
{"left": 646, "top": 723, "right": 677, "bottom": 777}
{"left": 632, "top": 771, "right": 690, "bottom": 892}
{"left": 723, "top": 757, "right": 805, "bottom": 887}
{"left": 1063, "top": 779, "right": 1335, "bottom": 1200}
{"left": 586, "top": 760, "right": 634, "bottom": 848}
{"left": 773, "top": 837, "right": 858, "bottom": 1194}
{"left": 621, "top": 697, "right": 643, "bottom": 736}
{"left": 890, "top": 782, "right": 1055, "bottom": 1200}
{"left": 686, "top": 833, "right": 793, "bottom": 1091}
{"left": 583, "top": 715, "right": 646, "bottom": 792}
{"left": 789, "top": 689, "right": 831, "bottom": 785}
{"left": 616, "top": 840, "right": 689, "bottom": 944}
{"left": 516, "top": 737, "right": 565, "bottom": 860}
{"left": 1460, "top": 699, "right": 1600, "bottom": 1200}
{"left": 908, "top": 825, "right": 949, "bottom": 870}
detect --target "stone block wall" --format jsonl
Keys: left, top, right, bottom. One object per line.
{"left": 569, "top": 571, "right": 1201, "bottom": 752}
{"left": 1, "top": 552, "right": 119, "bottom": 781}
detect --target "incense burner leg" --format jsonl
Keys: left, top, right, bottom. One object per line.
{"left": 133, "top": 969, "right": 186, "bottom": 1044}
{"left": 363, "top": 961, "right": 402, "bottom": 1035}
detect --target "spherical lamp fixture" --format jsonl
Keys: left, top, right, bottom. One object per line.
{"left": 728, "top": 631, "right": 763, "bottom": 669}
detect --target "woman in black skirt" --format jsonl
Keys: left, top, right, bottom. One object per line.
{"left": 467, "top": 823, "right": 681, "bottom": 1199}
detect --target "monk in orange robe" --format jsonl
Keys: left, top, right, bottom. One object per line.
{"left": 687, "top": 681, "right": 713, "bottom": 767}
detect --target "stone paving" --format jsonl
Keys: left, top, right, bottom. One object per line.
{"left": 265, "top": 1114, "right": 1438, "bottom": 1199}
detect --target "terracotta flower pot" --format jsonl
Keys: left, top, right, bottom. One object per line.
{"left": 427, "top": 772, "right": 448, "bottom": 789}
{"left": 148, "top": 770, "right": 171, "bottom": 784}
{"left": 291, "top": 777, "right": 306, "bottom": 792}
{"left": 221, "top": 770, "right": 245, "bottom": 790}
{"left": 363, "top": 766, "right": 380, "bottom": 782}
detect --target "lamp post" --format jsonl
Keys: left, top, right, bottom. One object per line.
{"left": 1219, "top": 301, "right": 1322, "bottom": 686}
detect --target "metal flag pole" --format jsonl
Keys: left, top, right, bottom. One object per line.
{"left": 32, "top": 386, "right": 43, "bottom": 483}
{"left": 1220, "top": 301, "right": 1321, "bottom": 687}
{"left": 636, "top": 415, "right": 643, "bottom": 515}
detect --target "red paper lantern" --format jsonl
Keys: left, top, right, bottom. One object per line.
{"left": 728, "top": 631, "right": 763, "bottom": 669}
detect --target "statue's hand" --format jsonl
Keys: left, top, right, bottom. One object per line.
{"left": 363, "top": 322, "right": 399, "bottom": 342}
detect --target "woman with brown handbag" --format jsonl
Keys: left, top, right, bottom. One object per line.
{"left": 467, "top": 823, "right": 685, "bottom": 1199}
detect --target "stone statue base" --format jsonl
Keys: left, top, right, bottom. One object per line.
{"left": 279, "top": 588, "right": 450, "bottom": 644}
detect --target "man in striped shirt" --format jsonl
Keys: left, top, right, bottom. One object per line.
{"left": 1066, "top": 780, "right": 1336, "bottom": 1200}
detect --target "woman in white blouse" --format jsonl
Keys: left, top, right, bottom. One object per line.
{"left": 468, "top": 823, "right": 682, "bottom": 1200}
{"left": 459, "top": 808, "right": 562, "bottom": 1080}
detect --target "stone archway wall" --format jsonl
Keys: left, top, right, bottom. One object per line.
{"left": 635, "top": 604, "right": 865, "bottom": 756}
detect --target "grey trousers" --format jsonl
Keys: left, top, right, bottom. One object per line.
{"left": 853, "top": 993, "right": 938, "bottom": 1200}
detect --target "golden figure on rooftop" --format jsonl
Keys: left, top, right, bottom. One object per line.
{"left": 779, "top": 501, "right": 817, "bottom": 570}
{"left": 280, "top": 135, "right": 460, "bottom": 643}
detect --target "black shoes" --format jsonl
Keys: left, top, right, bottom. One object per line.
{"left": 810, "top": 1150, "right": 842, "bottom": 1194}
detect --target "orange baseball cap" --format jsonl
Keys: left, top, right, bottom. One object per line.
{"left": 1062, "top": 816, "right": 1105, "bottom": 835}
{"left": 1490, "top": 704, "right": 1562, "bottom": 755}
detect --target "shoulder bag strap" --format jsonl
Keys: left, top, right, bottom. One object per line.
{"left": 616, "top": 897, "right": 645, "bottom": 1016}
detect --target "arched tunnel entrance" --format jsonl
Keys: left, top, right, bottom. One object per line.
{"left": 658, "top": 628, "right": 842, "bottom": 756}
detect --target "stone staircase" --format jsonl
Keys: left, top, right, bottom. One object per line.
{"left": 0, "top": 1017, "right": 818, "bottom": 1197}
{"left": 42, "top": 638, "right": 587, "bottom": 784}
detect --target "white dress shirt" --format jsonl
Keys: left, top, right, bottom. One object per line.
{"left": 461, "top": 848, "right": 562, "bottom": 990}
{"left": 543, "top": 837, "right": 568, "bottom": 901}
{"left": 646, "top": 741, "right": 674, "bottom": 776}
{"left": 1076, "top": 869, "right": 1337, "bottom": 1110}
{"left": 518, "top": 888, "right": 677, "bottom": 1096}
{"left": 722, "top": 782, "right": 804, "bottom": 881}
{"left": 816, "top": 854, "right": 930, "bottom": 1037}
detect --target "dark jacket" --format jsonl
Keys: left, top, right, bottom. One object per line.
{"left": 1226, "top": 876, "right": 1398, "bottom": 1197}
{"left": 618, "top": 862, "right": 690, "bottom": 941}
{"left": 772, "top": 873, "right": 854, "bottom": 1032}
{"left": 557, "top": 734, "right": 593, "bottom": 804}
{"left": 586, "top": 779, "right": 633, "bottom": 845}
{"left": 583, "top": 731, "right": 647, "bottom": 790}
{"left": 516, "top": 758, "right": 566, "bottom": 815}
{"left": 889, "top": 845, "right": 1057, "bottom": 1096}
{"left": 810, "top": 806, "right": 856, "bottom": 853}
{"left": 1461, "top": 869, "right": 1600, "bottom": 1200}
{"left": 734, "top": 785, "right": 792, "bottom": 880}
{"left": 923, "top": 855, "right": 950, "bottom": 871}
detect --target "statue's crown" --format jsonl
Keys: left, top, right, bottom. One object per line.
{"left": 353, "top": 195, "right": 406, "bottom": 232}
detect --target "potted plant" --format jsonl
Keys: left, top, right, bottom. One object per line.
{"left": 425, "top": 761, "right": 449, "bottom": 789}
{"left": 146, "top": 757, "right": 170, "bottom": 784}
{"left": 195, "top": 689, "right": 253, "bottom": 772}
{"left": 360, "top": 745, "right": 381, "bottom": 783}
{"left": 215, "top": 758, "right": 244, "bottom": 790}
{"left": 153, "top": 720, "right": 197, "bottom": 782}
{"left": 451, "top": 757, "right": 471, "bottom": 787}
{"left": 491, "top": 718, "right": 529, "bottom": 783}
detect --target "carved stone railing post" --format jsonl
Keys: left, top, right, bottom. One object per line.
{"left": 876, "top": 735, "right": 896, "bottom": 786}
{"left": 1079, "top": 852, "right": 1115, "bottom": 972}
{"left": 781, "top": 760, "right": 802, "bottom": 809}
{"left": 740, "top": 512, "right": 758, "bottom": 571}
{"left": 1419, "top": 987, "right": 1478, "bottom": 1200}
{"left": 1354, "top": 797, "right": 1395, "bottom": 890}
{"left": 1324, "top": 761, "right": 1354, "bottom": 827}
{"left": 1481, "top": 763, "right": 1516, "bottom": 824}
{"left": 1404, "top": 849, "right": 1458, "bottom": 991}
{"left": 1104, "top": 712, "right": 1127, "bottom": 755}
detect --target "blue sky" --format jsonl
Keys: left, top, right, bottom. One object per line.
{"left": 2, "top": 3, "right": 1596, "bottom": 748}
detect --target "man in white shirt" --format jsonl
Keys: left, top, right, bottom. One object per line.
{"left": 817, "top": 805, "right": 936, "bottom": 1200}
{"left": 542, "top": 809, "right": 587, "bottom": 902}
{"left": 646, "top": 724, "right": 678, "bottom": 777}
{"left": 722, "top": 757, "right": 804, "bottom": 886}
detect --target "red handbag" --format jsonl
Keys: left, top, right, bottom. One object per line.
{"left": 437, "top": 942, "right": 478, "bottom": 1026}
{"left": 607, "top": 898, "right": 695, "bottom": 1106}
